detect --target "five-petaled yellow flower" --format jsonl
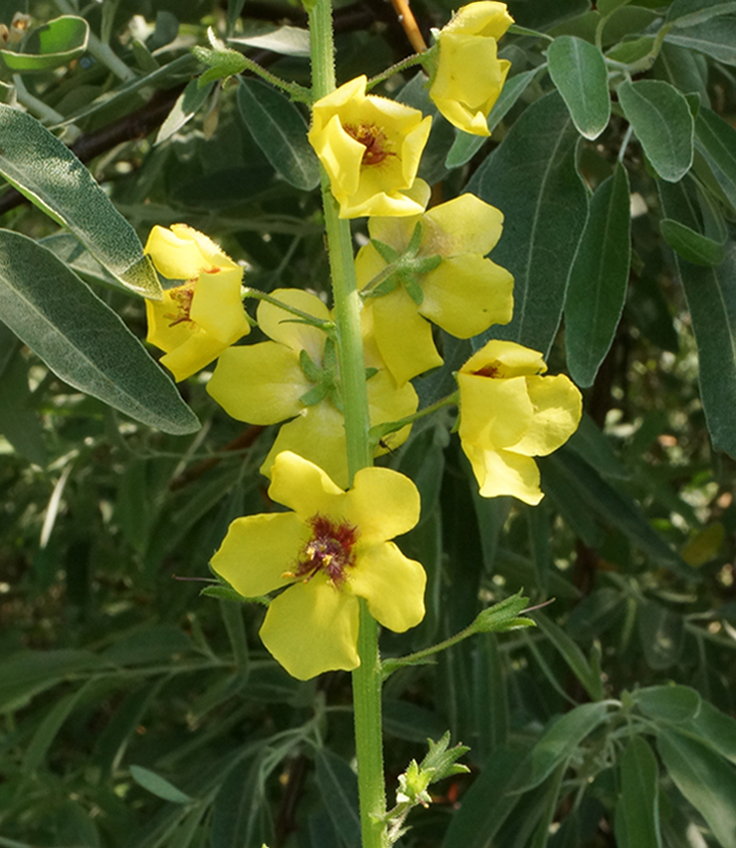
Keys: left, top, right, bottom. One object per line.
{"left": 308, "top": 75, "right": 433, "bottom": 218}
{"left": 457, "top": 340, "right": 582, "bottom": 504}
{"left": 356, "top": 194, "right": 514, "bottom": 385}
{"left": 206, "top": 289, "right": 418, "bottom": 488}
{"left": 144, "top": 225, "right": 250, "bottom": 382}
{"left": 430, "top": 1, "right": 514, "bottom": 136}
{"left": 211, "top": 451, "right": 426, "bottom": 680}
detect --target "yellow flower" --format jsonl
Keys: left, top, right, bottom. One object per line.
{"left": 355, "top": 194, "right": 514, "bottom": 385}
{"left": 308, "top": 75, "right": 433, "bottom": 218}
{"left": 430, "top": 2, "right": 513, "bottom": 136}
{"left": 211, "top": 451, "right": 426, "bottom": 679}
{"left": 457, "top": 340, "right": 582, "bottom": 504}
{"left": 144, "top": 225, "right": 250, "bottom": 381}
{"left": 206, "top": 289, "right": 418, "bottom": 488}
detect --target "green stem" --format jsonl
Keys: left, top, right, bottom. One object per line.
{"left": 368, "top": 393, "right": 458, "bottom": 450}
{"left": 309, "top": 2, "right": 387, "bottom": 847}
{"left": 242, "top": 288, "right": 334, "bottom": 329}
{"left": 365, "top": 52, "right": 429, "bottom": 91}
{"left": 239, "top": 54, "right": 313, "bottom": 103}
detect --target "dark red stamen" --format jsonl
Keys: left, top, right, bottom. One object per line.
{"left": 290, "top": 514, "right": 359, "bottom": 586}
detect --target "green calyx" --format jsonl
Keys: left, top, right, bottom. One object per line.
{"left": 362, "top": 222, "right": 443, "bottom": 306}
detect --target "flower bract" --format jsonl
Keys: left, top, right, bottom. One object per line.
{"left": 457, "top": 340, "right": 582, "bottom": 504}
{"left": 355, "top": 194, "right": 514, "bottom": 385}
{"left": 308, "top": 75, "right": 433, "bottom": 218}
{"left": 206, "top": 289, "right": 418, "bottom": 487}
{"left": 429, "top": 2, "right": 513, "bottom": 136}
{"left": 210, "top": 451, "right": 426, "bottom": 679}
{"left": 144, "top": 224, "right": 250, "bottom": 381}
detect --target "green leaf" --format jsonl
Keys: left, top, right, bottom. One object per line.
{"left": 0, "top": 107, "right": 160, "bottom": 298}
{"left": 539, "top": 448, "right": 693, "bottom": 577}
{"left": 445, "top": 68, "right": 540, "bottom": 169}
{"left": 229, "top": 25, "right": 311, "bottom": 57}
{"left": 548, "top": 36, "right": 611, "bottom": 139}
{"left": 565, "top": 162, "right": 631, "bottom": 386}
{"left": 513, "top": 701, "right": 613, "bottom": 792}
{"left": 637, "top": 600, "right": 685, "bottom": 670}
{"left": 237, "top": 78, "right": 320, "bottom": 191}
{"left": 667, "top": 0, "right": 736, "bottom": 27}
{"left": 615, "top": 737, "right": 662, "bottom": 848}
{"left": 633, "top": 684, "right": 701, "bottom": 722}
{"left": 665, "top": 15, "right": 736, "bottom": 64}
{"left": 533, "top": 612, "right": 604, "bottom": 701}
{"left": 618, "top": 80, "right": 694, "bottom": 183}
{"left": 467, "top": 91, "right": 589, "bottom": 357}
{"left": 0, "top": 348, "right": 47, "bottom": 464}
{"left": 658, "top": 730, "right": 736, "bottom": 848}
{"left": 659, "top": 181, "right": 736, "bottom": 458}
{"left": 0, "top": 16, "right": 88, "bottom": 73}
{"left": 211, "top": 755, "right": 270, "bottom": 848}
{"left": 441, "top": 745, "right": 527, "bottom": 848}
{"left": 682, "top": 700, "right": 736, "bottom": 766}
{"left": 0, "top": 231, "right": 200, "bottom": 435}
{"left": 23, "top": 680, "right": 95, "bottom": 772}
{"left": 660, "top": 217, "right": 725, "bottom": 266}
{"left": 129, "top": 765, "right": 193, "bottom": 804}
{"left": 315, "top": 749, "right": 361, "bottom": 848}
{"left": 695, "top": 106, "right": 736, "bottom": 211}
{"left": 156, "top": 79, "right": 215, "bottom": 145}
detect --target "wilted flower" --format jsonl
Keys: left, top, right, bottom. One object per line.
{"left": 211, "top": 451, "right": 426, "bottom": 679}
{"left": 429, "top": 1, "right": 513, "bottom": 136}
{"left": 356, "top": 194, "right": 514, "bottom": 385}
{"left": 457, "top": 340, "right": 582, "bottom": 504}
{"left": 144, "top": 225, "right": 250, "bottom": 381}
{"left": 308, "top": 75, "right": 432, "bottom": 218}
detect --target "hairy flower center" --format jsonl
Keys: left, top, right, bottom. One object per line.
{"left": 344, "top": 123, "right": 395, "bottom": 166}
{"left": 288, "top": 515, "right": 359, "bottom": 586}
{"left": 165, "top": 284, "right": 196, "bottom": 328}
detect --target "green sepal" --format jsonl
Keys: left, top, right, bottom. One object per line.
{"left": 200, "top": 585, "right": 270, "bottom": 606}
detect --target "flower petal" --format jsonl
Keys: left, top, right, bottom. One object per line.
{"left": 145, "top": 225, "right": 206, "bottom": 280}
{"left": 423, "top": 194, "right": 504, "bottom": 256}
{"left": 457, "top": 371, "right": 533, "bottom": 449}
{"left": 446, "top": 2, "right": 514, "bottom": 39}
{"left": 268, "top": 450, "right": 345, "bottom": 517}
{"left": 257, "top": 289, "right": 330, "bottom": 362}
{"left": 511, "top": 375, "right": 583, "bottom": 456}
{"left": 350, "top": 542, "right": 426, "bottom": 631}
{"left": 341, "top": 466, "right": 421, "bottom": 544}
{"left": 420, "top": 255, "right": 513, "bottom": 338}
{"left": 260, "top": 575, "right": 360, "bottom": 679}
{"left": 460, "top": 339, "right": 547, "bottom": 379}
{"left": 160, "top": 331, "right": 229, "bottom": 382}
{"left": 169, "top": 223, "right": 239, "bottom": 270}
{"left": 372, "top": 290, "right": 443, "bottom": 385}
{"left": 462, "top": 442, "right": 543, "bottom": 505}
{"left": 260, "top": 403, "right": 350, "bottom": 488}
{"left": 367, "top": 369, "right": 418, "bottom": 454}
{"left": 210, "top": 511, "right": 309, "bottom": 597}
{"left": 190, "top": 266, "right": 250, "bottom": 344}
{"left": 207, "top": 343, "right": 306, "bottom": 425}
{"left": 145, "top": 289, "right": 196, "bottom": 354}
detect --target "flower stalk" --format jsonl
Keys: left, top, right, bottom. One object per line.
{"left": 308, "top": 1, "right": 389, "bottom": 845}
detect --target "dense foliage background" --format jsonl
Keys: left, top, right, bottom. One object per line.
{"left": 1, "top": 0, "right": 736, "bottom": 846}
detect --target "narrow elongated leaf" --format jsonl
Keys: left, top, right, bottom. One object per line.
{"left": 658, "top": 730, "right": 736, "bottom": 848}
{"left": 548, "top": 36, "right": 610, "bottom": 139}
{"left": 467, "top": 91, "right": 589, "bottom": 356}
{"left": 565, "top": 163, "right": 631, "bottom": 386}
{"left": 534, "top": 613, "right": 604, "bottom": 700}
{"left": 229, "top": 25, "right": 310, "bottom": 56}
{"left": 24, "top": 680, "right": 95, "bottom": 771}
{"left": 540, "top": 448, "right": 693, "bottom": 577}
{"left": 129, "top": 765, "right": 193, "bottom": 804}
{"left": 682, "top": 700, "right": 736, "bottom": 766}
{"left": 0, "top": 105, "right": 159, "bottom": 298}
{"left": 442, "top": 745, "right": 527, "bottom": 848}
{"left": 616, "top": 737, "right": 661, "bottom": 848}
{"left": 0, "top": 16, "right": 88, "bottom": 72}
{"left": 445, "top": 68, "right": 540, "bottom": 168}
{"left": 660, "top": 217, "right": 725, "bottom": 266}
{"left": 665, "top": 16, "right": 736, "bottom": 64}
{"left": 618, "top": 80, "right": 694, "bottom": 182}
{"left": 237, "top": 78, "right": 319, "bottom": 191}
{"left": 0, "top": 231, "right": 200, "bottom": 435}
{"left": 156, "top": 79, "right": 214, "bottom": 145}
{"left": 695, "top": 106, "right": 736, "bottom": 211}
{"left": 513, "top": 701, "right": 613, "bottom": 792}
{"left": 211, "top": 755, "right": 268, "bottom": 848}
{"left": 315, "top": 749, "right": 360, "bottom": 848}
{"left": 667, "top": 0, "right": 736, "bottom": 27}
{"left": 659, "top": 181, "right": 736, "bottom": 457}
